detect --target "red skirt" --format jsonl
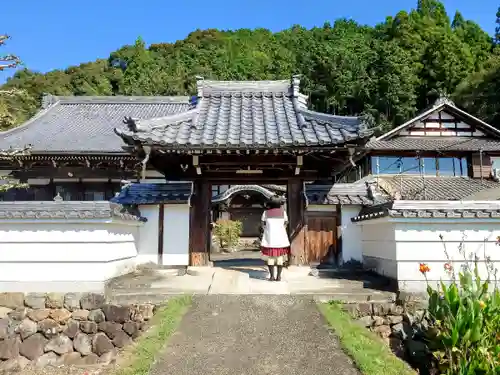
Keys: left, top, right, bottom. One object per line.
{"left": 261, "top": 247, "right": 290, "bottom": 257}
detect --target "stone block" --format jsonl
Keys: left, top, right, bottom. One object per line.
{"left": 8, "top": 307, "right": 29, "bottom": 321}
{"left": 45, "top": 293, "right": 64, "bottom": 309}
{"left": 27, "top": 308, "right": 51, "bottom": 322}
{"left": 112, "top": 330, "right": 132, "bottom": 348}
{"left": 60, "top": 351, "right": 82, "bottom": 365}
{"left": 63, "top": 319, "right": 80, "bottom": 339}
{"left": 0, "top": 337, "right": 20, "bottom": 360}
{"left": 63, "top": 293, "right": 82, "bottom": 311}
{"left": 76, "top": 353, "right": 100, "bottom": 366}
{"left": 50, "top": 308, "right": 72, "bottom": 324}
{"left": 80, "top": 321, "right": 98, "bottom": 334}
{"left": 45, "top": 334, "right": 74, "bottom": 355}
{"left": 92, "top": 332, "right": 114, "bottom": 356}
{"left": 35, "top": 352, "right": 59, "bottom": 368}
{"left": 17, "top": 318, "right": 38, "bottom": 340}
{"left": 80, "top": 293, "right": 106, "bottom": 310}
{"left": 0, "top": 356, "right": 30, "bottom": 372}
{"left": 20, "top": 333, "right": 48, "bottom": 360}
{"left": 73, "top": 332, "right": 92, "bottom": 356}
{"left": 0, "top": 307, "right": 12, "bottom": 319}
{"left": 0, "top": 293, "right": 25, "bottom": 309}
{"left": 102, "top": 304, "right": 132, "bottom": 323}
{"left": 24, "top": 293, "right": 47, "bottom": 309}
{"left": 88, "top": 309, "right": 106, "bottom": 323}
{"left": 99, "top": 348, "right": 117, "bottom": 365}
{"left": 373, "top": 325, "right": 392, "bottom": 339}
{"left": 123, "top": 321, "right": 141, "bottom": 337}
{"left": 38, "top": 318, "right": 61, "bottom": 339}
{"left": 71, "top": 309, "right": 90, "bottom": 321}
{"left": 98, "top": 321, "right": 123, "bottom": 339}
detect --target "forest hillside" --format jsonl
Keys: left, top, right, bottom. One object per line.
{"left": 1, "top": 0, "right": 500, "bottom": 132}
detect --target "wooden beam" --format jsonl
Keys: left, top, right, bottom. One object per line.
{"left": 189, "top": 180, "right": 211, "bottom": 266}
{"left": 287, "top": 179, "right": 307, "bottom": 265}
{"left": 158, "top": 204, "right": 165, "bottom": 265}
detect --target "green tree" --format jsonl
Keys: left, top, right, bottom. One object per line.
{"left": 0, "top": 35, "right": 30, "bottom": 192}
{"left": 495, "top": 6, "right": 500, "bottom": 45}
{"left": 0, "top": 0, "right": 498, "bottom": 131}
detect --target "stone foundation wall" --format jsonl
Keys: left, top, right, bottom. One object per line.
{"left": 341, "top": 301, "right": 432, "bottom": 372}
{"left": 0, "top": 292, "right": 156, "bottom": 372}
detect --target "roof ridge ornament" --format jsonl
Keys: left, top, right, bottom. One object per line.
{"left": 291, "top": 74, "right": 301, "bottom": 97}
{"left": 123, "top": 116, "right": 138, "bottom": 132}
{"left": 41, "top": 93, "right": 58, "bottom": 109}
{"left": 434, "top": 93, "right": 455, "bottom": 107}
{"left": 196, "top": 76, "right": 205, "bottom": 97}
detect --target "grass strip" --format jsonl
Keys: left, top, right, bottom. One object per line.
{"left": 111, "top": 296, "right": 192, "bottom": 375}
{"left": 318, "top": 302, "right": 416, "bottom": 375}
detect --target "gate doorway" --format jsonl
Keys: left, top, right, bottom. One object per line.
{"left": 209, "top": 184, "right": 287, "bottom": 267}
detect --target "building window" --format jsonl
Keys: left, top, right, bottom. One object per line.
{"left": 371, "top": 156, "right": 466, "bottom": 177}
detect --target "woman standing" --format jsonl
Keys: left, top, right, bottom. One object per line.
{"left": 260, "top": 197, "right": 290, "bottom": 281}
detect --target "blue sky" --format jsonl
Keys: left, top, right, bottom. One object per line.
{"left": 0, "top": 0, "right": 498, "bottom": 82}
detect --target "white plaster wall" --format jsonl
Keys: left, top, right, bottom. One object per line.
{"left": 162, "top": 204, "right": 190, "bottom": 266}
{"left": 394, "top": 221, "right": 500, "bottom": 293}
{"left": 359, "top": 219, "right": 398, "bottom": 279}
{"left": 340, "top": 205, "right": 363, "bottom": 263}
{"left": 136, "top": 205, "right": 160, "bottom": 265}
{"left": 0, "top": 220, "right": 141, "bottom": 292}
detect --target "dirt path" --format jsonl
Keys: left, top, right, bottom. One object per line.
{"left": 149, "top": 295, "right": 360, "bottom": 375}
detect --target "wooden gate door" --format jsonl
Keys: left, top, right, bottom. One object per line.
{"left": 306, "top": 213, "right": 337, "bottom": 264}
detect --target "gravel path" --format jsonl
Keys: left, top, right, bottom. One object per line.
{"left": 150, "top": 295, "right": 360, "bottom": 375}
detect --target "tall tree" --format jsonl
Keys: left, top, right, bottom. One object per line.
{"left": 0, "top": 35, "right": 30, "bottom": 192}
{"left": 495, "top": 6, "right": 500, "bottom": 45}
{"left": 0, "top": 35, "right": 22, "bottom": 128}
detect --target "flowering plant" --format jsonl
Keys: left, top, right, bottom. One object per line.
{"left": 420, "top": 233, "right": 500, "bottom": 375}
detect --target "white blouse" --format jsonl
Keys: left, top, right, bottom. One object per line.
{"left": 260, "top": 209, "right": 290, "bottom": 248}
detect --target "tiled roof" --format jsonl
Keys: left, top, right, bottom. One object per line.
{"left": 0, "top": 201, "right": 146, "bottom": 222}
{"left": 110, "top": 183, "right": 192, "bottom": 205}
{"left": 0, "top": 96, "right": 192, "bottom": 153}
{"left": 305, "top": 181, "right": 385, "bottom": 205}
{"left": 367, "top": 137, "right": 500, "bottom": 151}
{"left": 115, "top": 77, "right": 372, "bottom": 150}
{"left": 212, "top": 185, "right": 280, "bottom": 204}
{"left": 374, "top": 175, "right": 500, "bottom": 201}
{"left": 352, "top": 201, "right": 500, "bottom": 222}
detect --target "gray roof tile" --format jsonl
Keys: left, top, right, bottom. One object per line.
{"left": 116, "top": 78, "right": 372, "bottom": 150}
{"left": 305, "top": 182, "right": 384, "bottom": 205}
{"left": 352, "top": 201, "right": 500, "bottom": 222}
{"left": 0, "top": 96, "right": 191, "bottom": 153}
{"left": 110, "top": 182, "right": 192, "bottom": 205}
{"left": 374, "top": 175, "right": 500, "bottom": 201}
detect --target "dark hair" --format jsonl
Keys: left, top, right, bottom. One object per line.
{"left": 266, "top": 196, "right": 282, "bottom": 209}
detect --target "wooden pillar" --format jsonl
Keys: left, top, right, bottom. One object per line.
{"left": 189, "top": 179, "right": 211, "bottom": 266}
{"left": 287, "top": 179, "right": 307, "bottom": 265}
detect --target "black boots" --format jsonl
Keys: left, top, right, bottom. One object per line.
{"left": 276, "top": 265, "right": 283, "bottom": 281}
{"left": 267, "top": 265, "right": 274, "bottom": 281}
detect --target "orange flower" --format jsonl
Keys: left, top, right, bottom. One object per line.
{"left": 419, "top": 263, "right": 430, "bottom": 274}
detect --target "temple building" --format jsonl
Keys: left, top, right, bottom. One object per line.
{"left": 2, "top": 77, "right": 500, "bottom": 272}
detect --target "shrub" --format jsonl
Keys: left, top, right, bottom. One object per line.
{"left": 419, "top": 234, "right": 500, "bottom": 375}
{"left": 212, "top": 219, "right": 242, "bottom": 249}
